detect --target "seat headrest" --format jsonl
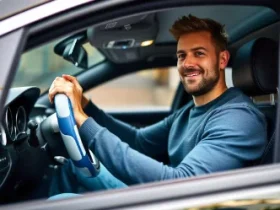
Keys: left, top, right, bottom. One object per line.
{"left": 232, "top": 38, "right": 278, "bottom": 96}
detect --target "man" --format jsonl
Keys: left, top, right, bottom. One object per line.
{"left": 48, "top": 15, "right": 266, "bottom": 195}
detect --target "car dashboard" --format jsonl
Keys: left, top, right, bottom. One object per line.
{"left": 0, "top": 87, "right": 51, "bottom": 203}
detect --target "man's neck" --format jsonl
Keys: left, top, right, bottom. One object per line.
{"left": 193, "top": 85, "right": 228, "bottom": 106}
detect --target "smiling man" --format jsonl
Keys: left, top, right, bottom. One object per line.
{"left": 48, "top": 15, "right": 267, "bottom": 196}
{"left": 172, "top": 16, "right": 230, "bottom": 106}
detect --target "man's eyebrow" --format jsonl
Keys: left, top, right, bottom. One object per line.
{"left": 176, "top": 50, "right": 185, "bottom": 54}
{"left": 176, "top": 47, "right": 208, "bottom": 54}
{"left": 191, "top": 47, "right": 208, "bottom": 52}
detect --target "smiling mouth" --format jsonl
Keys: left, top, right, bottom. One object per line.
{"left": 185, "top": 70, "right": 202, "bottom": 77}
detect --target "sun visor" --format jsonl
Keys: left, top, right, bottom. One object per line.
{"left": 87, "top": 14, "right": 158, "bottom": 63}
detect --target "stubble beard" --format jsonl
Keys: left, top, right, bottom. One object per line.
{"left": 182, "top": 63, "right": 220, "bottom": 97}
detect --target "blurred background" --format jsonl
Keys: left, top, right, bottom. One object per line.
{"left": 14, "top": 41, "right": 180, "bottom": 111}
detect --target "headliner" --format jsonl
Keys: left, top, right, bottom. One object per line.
{"left": 155, "top": 5, "right": 278, "bottom": 44}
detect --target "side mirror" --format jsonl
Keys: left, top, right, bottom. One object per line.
{"left": 54, "top": 33, "right": 88, "bottom": 69}
{"left": 62, "top": 39, "right": 88, "bottom": 69}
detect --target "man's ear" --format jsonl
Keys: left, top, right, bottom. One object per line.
{"left": 219, "top": 50, "right": 230, "bottom": 70}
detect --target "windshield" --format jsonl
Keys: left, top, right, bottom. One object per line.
{"left": 13, "top": 39, "right": 105, "bottom": 93}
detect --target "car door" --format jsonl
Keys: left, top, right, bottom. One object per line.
{"left": 1, "top": 0, "right": 280, "bottom": 209}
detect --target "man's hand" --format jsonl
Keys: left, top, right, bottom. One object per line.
{"left": 49, "top": 74, "right": 88, "bottom": 127}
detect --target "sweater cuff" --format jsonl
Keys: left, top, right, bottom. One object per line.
{"left": 79, "top": 117, "right": 103, "bottom": 145}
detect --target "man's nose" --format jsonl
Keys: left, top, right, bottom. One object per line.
{"left": 183, "top": 55, "right": 195, "bottom": 69}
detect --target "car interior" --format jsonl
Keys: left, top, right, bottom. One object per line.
{"left": 232, "top": 37, "right": 278, "bottom": 164}
{"left": 0, "top": 2, "right": 279, "bottom": 207}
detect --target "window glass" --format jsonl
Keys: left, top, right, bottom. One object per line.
{"left": 225, "top": 67, "right": 233, "bottom": 88}
{"left": 85, "top": 67, "right": 180, "bottom": 111}
{"left": 13, "top": 41, "right": 104, "bottom": 93}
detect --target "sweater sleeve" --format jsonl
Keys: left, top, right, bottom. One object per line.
{"left": 79, "top": 104, "right": 266, "bottom": 185}
{"left": 83, "top": 100, "right": 176, "bottom": 161}
{"left": 176, "top": 105, "right": 267, "bottom": 175}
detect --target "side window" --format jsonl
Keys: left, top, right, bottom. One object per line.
{"left": 84, "top": 67, "right": 180, "bottom": 111}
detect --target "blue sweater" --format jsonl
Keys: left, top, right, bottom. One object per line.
{"left": 79, "top": 87, "right": 267, "bottom": 185}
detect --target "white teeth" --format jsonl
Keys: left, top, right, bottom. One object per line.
{"left": 187, "top": 73, "right": 199, "bottom": 77}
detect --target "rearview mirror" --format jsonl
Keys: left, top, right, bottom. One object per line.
{"left": 62, "top": 39, "right": 88, "bottom": 69}
{"left": 54, "top": 33, "right": 88, "bottom": 69}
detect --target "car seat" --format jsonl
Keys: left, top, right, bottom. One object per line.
{"left": 232, "top": 37, "right": 278, "bottom": 165}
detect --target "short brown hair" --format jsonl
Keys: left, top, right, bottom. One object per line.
{"left": 169, "top": 14, "right": 228, "bottom": 51}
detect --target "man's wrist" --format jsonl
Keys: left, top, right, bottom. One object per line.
{"left": 76, "top": 113, "right": 88, "bottom": 127}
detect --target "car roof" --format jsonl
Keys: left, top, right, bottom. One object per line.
{"left": 0, "top": 0, "right": 51, "bottom": 21}
{"left": 0, "top": 0, "right": 93, "bottom": 36}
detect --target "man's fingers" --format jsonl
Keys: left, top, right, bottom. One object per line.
{"left": 49, "top": 75, "right": 81, "bottom": 105}
{"left": 49, "top": 77, "right": 74, "bottom": 102}
{"left": 62, "top": 74, "right": 80, "bottom": 87}
{"left": 49, "top": 86, "right": 71, "bottom": 103}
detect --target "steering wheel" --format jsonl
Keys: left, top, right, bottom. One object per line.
{"left": 54, "top": 94, "right": 100, "bottom": 177}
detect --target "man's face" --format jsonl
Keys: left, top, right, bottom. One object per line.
{"left": 177, "top": 31, "right": 222, "bottom": 96}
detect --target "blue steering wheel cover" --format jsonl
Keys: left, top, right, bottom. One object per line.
{"left": 57, "top": 116, "right": 83, "bottom": 156}
{"left": 55, "top": 95, "right": 99, "bottom": 177}
{"left": 57, "top": 117, "right": 99, "bottom": 176}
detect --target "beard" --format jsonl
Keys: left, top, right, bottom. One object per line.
{"left": 181, "top": 63, "right": 220, "bottom": 97}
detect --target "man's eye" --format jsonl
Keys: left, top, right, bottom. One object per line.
{"left": 177, "top": 54, "right": 185, "bottom": 60}
{"left": 195, "top": 51, "right": 204, "bottom": 56}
